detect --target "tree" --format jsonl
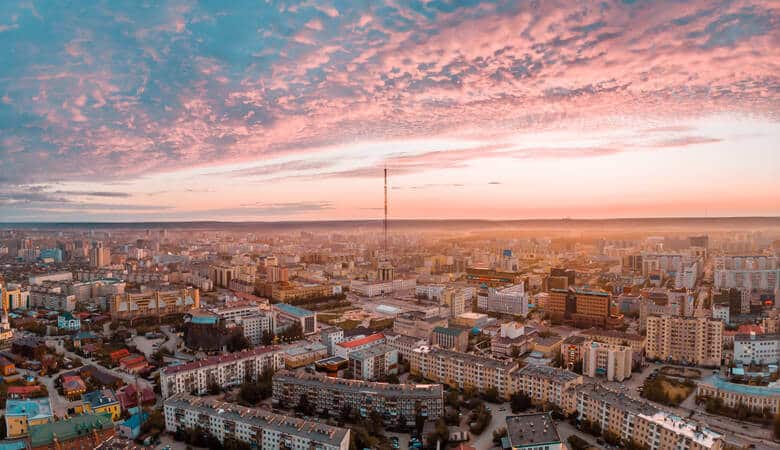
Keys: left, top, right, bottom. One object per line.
{"left": 483, "top": 387, "right": 500, "bottom": 403}
{"left": 567, "top": 435, "right": 590, "bottom": 450}
{"left": 510, "top": 392, "right": 532, "bottom": 413}
{"left": 446, "top": 390, "right": 461, "bottom": 409}
{"left": 227, "top": 333, "right": 251, "bottom": 352}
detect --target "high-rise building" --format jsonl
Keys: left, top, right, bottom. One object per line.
{"left": 645, "top": 316, "right": 723, "bottom": 367}
{"left": 89, "top": 242, "right": 110, "bottom": 268}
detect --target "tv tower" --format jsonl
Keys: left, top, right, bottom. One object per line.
{"left": 384, "top": 166, "right": 388, "bottom": 254}
{"left": 377, "top": 165, "right": 394, "bottom": 282}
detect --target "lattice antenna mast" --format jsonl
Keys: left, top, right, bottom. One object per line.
{"left": 384, "top": 166, "right": 388, "bottom": 256}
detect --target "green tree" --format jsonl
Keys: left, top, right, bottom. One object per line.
{"left": 774, "top": 413, "right": 780, "bottom": 440}
{"left": 510, "top": 392, "right": 532, "bottom": 413}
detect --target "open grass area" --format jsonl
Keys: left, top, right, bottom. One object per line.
{"left": 642, "top": 374, "right": 695, "bottom": 406}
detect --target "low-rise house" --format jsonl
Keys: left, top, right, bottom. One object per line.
{"left": 82, "top": 389, "right": 122, "bottom": 421}
{"left": 61, "top": 375, "right": 87, "bottom": 399}
{"left": 4, "top": 398, "right": 53, "bottom": 438}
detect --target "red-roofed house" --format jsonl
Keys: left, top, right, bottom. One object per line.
{"left": 7, "top": 385, "right": 43, "bottom": 399}
{"left": 116, "top": 384, "right": 156, "bottom": 411}
{"left": 119, "top": 354, "right": 149, "bottom": 374}
{"left": 61, "top": 375, "right": 87, "bottom": 399}
{"left": 335, "top": 333, "right": 385, "bottom": 359}
{"left": 109, "top": 349, "right": 131, "bottom": 363}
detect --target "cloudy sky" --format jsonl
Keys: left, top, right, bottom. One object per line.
{"left": 1, "top": 0, "right": 778, "bottom": 222}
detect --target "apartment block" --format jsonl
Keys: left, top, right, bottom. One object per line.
{"left": 272, "top": 370, "right": 443, "bottom": 427}
{"left": 160, "top": 346, "right": 284, "bottom": 398}
{"left": 582, "top": 341, "right": 632, "bottom": 382}
{"left": 572, "top": 384, "right": 722, "bottom": 450}
{"left": 510, "top": 365, "right": 583, "bottom": 407}
{"left": 164, "top": 393, "right": 349, "bottom": 450}
{"left": 645, "top": 316, "right": 723, "bottom": 367}
{"left": 410, "top": 346, "right": 518, "bottom": 399}
{"left": 348, "top": 344, "right": 398, "bottom": 381}
{"left": 110, "top": 287, "right": 199, "bottom": 321}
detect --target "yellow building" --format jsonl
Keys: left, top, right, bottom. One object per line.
{"left": 82, "top": 389, "right": 122, "bottom": 421}
{"left": 410, "top": 346, "right": 518, "bottom": 399}
{"left": 5, "top": 398, "right": 53, "bottom": 437}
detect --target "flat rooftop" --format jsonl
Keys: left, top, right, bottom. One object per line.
{"left": 506, "top": 413, "right": 560, "bottom": 447}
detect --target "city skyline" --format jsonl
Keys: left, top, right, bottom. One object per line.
{"left": 1, "top": 0, "right": 779, "bottom": 222}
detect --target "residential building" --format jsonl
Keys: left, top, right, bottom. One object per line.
{"left": 272, "top": 370, "right": 443, "bottom": 427}
{"left": 696, "top": 375, "right": 780, "bottom": 414}
{"left": 431, "top": 326, "right": 468, "bottom": 352}
{"left": 505, "top": 413, "right": 563, "bottom": 450}
{"left": 164, "top": 393, "right": 350, "bottom": 450}
{"left": 734, "top": 332, "right": 780, "bottom": 365}
{"left": 160, "top": 346, "right": 284, "bottom": 398}
{"left": 582, "top": 341, "right": 632, "bottom": 382}
{"left": 581, "top": 328, "right": 645, "bottom": 357}
{"left": 547, "top": 288, "right": 623, "bottom": 329}
{"left": 89, "top": 242, "right": 111, "bottom": 268}
{"left": 486, "top": 284, "right": 529, "bottom": 316}
{"left": 273, "top": 303, "right": 317, "bottom": 335}
{"left": 320, "top": 326, "right": 344, "bottom": 356}
{"left": 510, "top": 365, "right": 583, "bottom": 407}
{"left": 334, "top": 333, "right": 386, "bottom": 360}
{"left": 572, "top": 384, "right": 722, "bottom": 450}
{"left": 237, "top": 311, "right": 275, "bottom": 345}
{"left": 645, "top": 316, "right": 723, "bottom": 367}
{"left": 110, "top": 287, "right": 200, "bottom": 321}
{"left": 5, "top": 398, "right": 53, "bottom": 438}
{"left": 348, "top": 344, "right": 398, "bottom": 381}
{"left": 410, "top": 346, "right": 518, "bottom": 399}
{"left": 28, "top": 413, "right": 114, "bottom": 450}
{"left": 711, "top": 304, "right": 730, "bottom": 324}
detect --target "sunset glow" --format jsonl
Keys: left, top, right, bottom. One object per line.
{"left": 1, "top": 1, "right": 778, "bottom": 221}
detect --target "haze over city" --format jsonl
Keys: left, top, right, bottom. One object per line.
{"left": 1, "top": 0, "right": 778, "bottom": 222}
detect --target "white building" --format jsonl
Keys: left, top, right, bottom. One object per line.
{"left": 237, "top": 311, "right": 275, "bottom": 345}
{"left": 160, "top": 346, "right": 284, "bottom": 398}
{"left": 711, "top": 304, "right": 730, "bottom": 324}
{"left": 734, "top": 333, "right": 780, "bottom": 365}
{"left": 486, "top": 284, "right": 529, "bottom": 316}
{"left": 349, "top": 344, "right": 399, "bottom": 381}
{"left": 415, "top": 284, "right": 446, "bottom": 300}
{"left": 350, "top": 279, "right": 416, "bottom": 297}
{"left": 320, "top": 327, "right": 344, "bottom": 356}
{"left": 582, "top": 341, "right": 632, "bottom": 382}
{"left": 164, "top": 393, "right": 350, "bottom": 450}
{"left": 334, "top": 333, "right": 386, "bottom": 360}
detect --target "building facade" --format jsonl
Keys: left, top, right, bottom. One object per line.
{"left": 160, "top": 346, "right": 284, "bottom": 398}
{"left": 165, "top": 393, "right": 350, "bottom": 450}
{"left": 645, "top": 316, "right": 723, "bottom": 367}
{"left": 272, "top": 370, "right": 443, "bottom": 427}
{"left": 110, "top": 287, "right": 200, "bottom": 321}
{"left": 582, "top": 341, "right": 632, "bottom": 382}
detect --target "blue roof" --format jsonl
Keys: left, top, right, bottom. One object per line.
{"left": 703, "top": 375, "right": 780, "bottom": 397}
{"left": 0, "top": 440, "right": 27, "bottom": 450}
{"left": 5, "top": 398, "right": 53, "bottom": 420}
{"left": 122, "top": 412, "right": 149, "bottom": 429}
{"left": 274, "top": 303, "right": 314, "bottom": 317}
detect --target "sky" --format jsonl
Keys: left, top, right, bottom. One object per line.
{"left": 1, "top": 0, "right": 778, "bottom": 222}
